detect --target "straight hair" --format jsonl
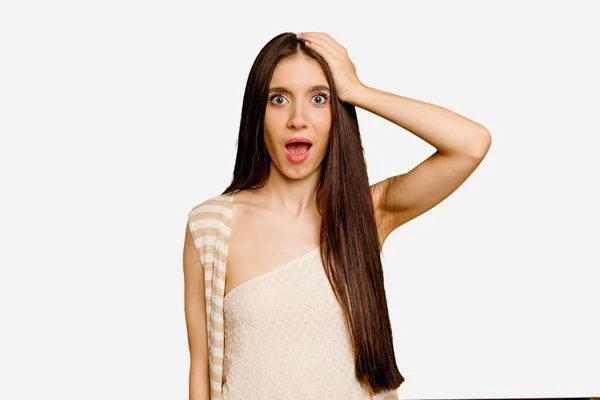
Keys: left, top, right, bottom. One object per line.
{"left": 222, "top": 32, "right": 404, "bottom": 394}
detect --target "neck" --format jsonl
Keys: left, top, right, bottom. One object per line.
{"left": 254, "top": 164, "right": 321, "bottom": 218}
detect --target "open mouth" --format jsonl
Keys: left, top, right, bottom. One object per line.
{"left": 285, "top": 142, "right": 312, "bottom": 155}
{"left": 284, "top": 142, "right": 312, "bottom": 163}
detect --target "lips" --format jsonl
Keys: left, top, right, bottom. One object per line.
{"left": 284, "top": 137, "right": 312, "bottom": 163}
{"left": 285, "top": 136, "right": 313, "bottom": 146}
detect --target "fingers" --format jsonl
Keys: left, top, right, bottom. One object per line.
{"left": 298, "top": 32, "right": 346, "bottom": 59}
{"left": 306, "top": 32, "right": 347, "bottom": 54}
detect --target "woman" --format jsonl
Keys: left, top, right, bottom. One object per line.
{"left": 183, "top": 31, "right": 491, "bottom": 400}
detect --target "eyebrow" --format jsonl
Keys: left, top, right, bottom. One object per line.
{"left": 268, "top": 85, "right": 330, "bottom": 95}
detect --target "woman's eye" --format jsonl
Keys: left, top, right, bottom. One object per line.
{"left": 313, "top": 94, "right": 327, "bottom": 104}
{"left": 270, "top": 93, "right": 328, "bottom": 105}
{"left": 272, "top": 95, "right": 285, "bottom": 105}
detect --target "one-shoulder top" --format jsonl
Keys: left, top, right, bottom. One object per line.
{"left": 222, "top": 244, "right": 373, "bottom": 399}
{"left": 187, "top": 192, "right": 399, "bottom": 400}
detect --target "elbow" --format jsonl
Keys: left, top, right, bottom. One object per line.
{"left": 469, "top": 128, "right": 492, "bottom": 159}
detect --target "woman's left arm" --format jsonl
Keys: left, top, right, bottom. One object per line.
{"left": 348, "top": 85, "right": 490, "bottom": 158}
{"left": 347, "top": 85, "right": 491, "bottom": 242}
{"left": 298, "top": 32, "right": 491, "bottom": 243}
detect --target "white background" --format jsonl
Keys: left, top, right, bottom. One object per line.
{"left": 1, "top": 1, "right": 598, "bottom": 399}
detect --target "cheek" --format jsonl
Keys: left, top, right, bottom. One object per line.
{"left": 262, "top": 122, "right": 281, "bottom": 158}
{"left": 263, "top": 113, "right": 273, "bottom": 132}
{"left": 319, "top": 113, "right": 332, "bottom": 130}
{"left": 315, "top": 111, "right": 332, "bottom": 136}
{"left": 263, "top": 113, "right": 278, "bottom": 140}
{"left": 262, "top": 129, "right": 275, "bottom": 154}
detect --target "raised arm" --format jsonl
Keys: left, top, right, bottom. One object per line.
{"left": 294, "top": 32, "right": 492, "bottom": 247}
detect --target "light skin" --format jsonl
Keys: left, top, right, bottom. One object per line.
{"left": 258, "top": 53, "right": 332, "bottom": 217}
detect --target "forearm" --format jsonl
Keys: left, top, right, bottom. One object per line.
{"left": 347, "top": 84, "right": 490, "bottom": 157}
{"left": 189, "top": 366, "right": 210, "bottom": 400}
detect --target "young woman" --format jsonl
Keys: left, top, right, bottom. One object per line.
{"left": 183, "top": 31, "right": 491, "bottom": 400}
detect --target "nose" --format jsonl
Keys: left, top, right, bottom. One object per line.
{"left": 287, "top": 102, "right": 308, "bottom": 129}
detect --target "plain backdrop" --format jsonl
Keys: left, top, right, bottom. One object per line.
{"left": 1, "top": 1, "right": 598, "bottom": 399}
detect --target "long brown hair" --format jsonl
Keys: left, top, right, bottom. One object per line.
{"left": 221, "top": 32, "right": 404, "bottom": 394}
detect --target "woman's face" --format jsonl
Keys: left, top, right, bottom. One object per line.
{"left": 263, "top": 54, "right": 332, "bottom": 180}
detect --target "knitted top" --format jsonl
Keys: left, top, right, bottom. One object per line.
{"left": 187, "top": 192, "right": 399, "bottom": 400}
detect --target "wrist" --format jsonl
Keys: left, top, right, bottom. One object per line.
{"left": 345, "top": 83, "right": 369, "bottom": 105}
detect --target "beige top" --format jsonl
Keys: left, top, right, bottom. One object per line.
{"left": 188, "top": 193, "right": 399, "bottom": 400}
{"left": 221, "top": 244, "right": 374, "bottom": 399}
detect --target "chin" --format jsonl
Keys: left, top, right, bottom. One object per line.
{"left": 283, "top": 163, "right": 322, "bottom": 181}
